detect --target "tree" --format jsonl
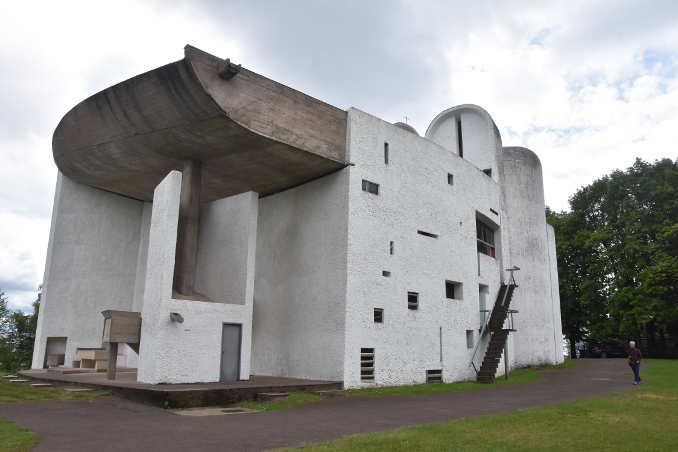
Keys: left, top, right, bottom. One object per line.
{"left": 548, "top": 158, "right": 678, "bottom": 358}
{"left": 0, "top": 288, "right": 41, "bottom": 372}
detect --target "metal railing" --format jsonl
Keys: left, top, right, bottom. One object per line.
{"left": 469, "top": 266, "right": 521, "bottom": 375}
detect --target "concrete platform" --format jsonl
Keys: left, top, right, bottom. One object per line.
{"left": 19, "top": 369, "right": 341, "bottom": 408}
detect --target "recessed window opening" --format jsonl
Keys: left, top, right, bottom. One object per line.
{"left": 466, "top": 330, "right": 475, "bottom": 349}
{"left": 456, "top": 116, "right": 463, "bottom": 158}
{"left": 361, "top": 348, "right": 375, "bottom": 381}
{"left": 407, "top": 292, "right": 419, "bottom": 310}
{"left": 483, "top": 168, "right": 492, "bottom": 177}
{"left": 445, "top": 280, "right": 463, "bottom": 300}
{"left": 389, "top": 241, "right": 394, "bottom": 255}
{"left": 479, "top": 285, "right": 489, "bottom": 328}
{"left": 384, "top": 142, "right": 389, "bottom": 165}
{"left": 476, "top": 219, "right": 496, "bottom": 258}
{"left": 382, "top": 270, "right": 391, "bottom": 277}
{"left": 417, "top": 230, "right": 438, "bottom": 238}
{"left": 426, "top": 369, "right": 442, "bottom": 383}
{"left": 362, "top": 179, "right": 379, "bottom": 195}
{"left": 447, "top": 173, "right": 454, "bottom": 185}
{"left": 374, "top": 308, "right": 384, "bottom": 323}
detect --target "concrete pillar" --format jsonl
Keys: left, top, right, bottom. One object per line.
{"left": 174, "top": 160, "right": 202, "bottom": 295}
{"left": 107, "top": 342, "right": 118, "bottom": 380}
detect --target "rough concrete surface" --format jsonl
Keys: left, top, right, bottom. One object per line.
{"left": 2, "top": 360, "right": 634, "bottom": 452}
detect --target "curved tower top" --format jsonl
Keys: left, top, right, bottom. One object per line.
{"left": 425, "top": 104, "right": 502, "bottom": 180}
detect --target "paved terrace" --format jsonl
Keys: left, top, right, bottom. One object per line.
{"left": 5, "top": 359, "right": 633, "bottom": 452}
{"left": 19, "top": 369, "right": 341, "bottom": 408}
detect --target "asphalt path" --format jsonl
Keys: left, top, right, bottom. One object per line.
{"left": 0, "top": 359, "right": 634, "bottom": 452}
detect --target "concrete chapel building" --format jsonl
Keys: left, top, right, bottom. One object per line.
{"left": 31, "top": 45, "right": 563, "bottom": 388}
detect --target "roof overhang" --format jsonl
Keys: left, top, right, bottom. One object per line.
{"left": 53, "top": 45, "right": 348, "bottom": 202}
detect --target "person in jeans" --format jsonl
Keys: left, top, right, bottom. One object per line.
{"left": 627, "top": 341, "right": 642, "bottom": 385}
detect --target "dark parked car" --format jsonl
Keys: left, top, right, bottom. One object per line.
{"left": 585, "top": 340, "right": 627, "bottom": 358}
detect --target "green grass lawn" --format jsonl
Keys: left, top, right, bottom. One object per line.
{"left": 276, "top": 359, "right": 678, "bottom": 452}
{"left": 0, "top": 373, "right": 110, "bottom": 452}
{"left": 236, "top": 392, "right": 324, "bottom": 411}
{"left": 0, "top": 420, "right": 37, "bottom": 452}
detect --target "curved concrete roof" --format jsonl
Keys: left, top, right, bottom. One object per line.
{"left": 393, "top": 122, "right": 419, "bottom": 135}
{"left": 425, "top": 104, "right": 502, "bottom": 148}
{"left": 53, "top": 45, "right": 348, "bottom": 202}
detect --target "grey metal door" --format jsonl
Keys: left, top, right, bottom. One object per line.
{"left": 220, "top": 324, "right": 241, "bottom": 381}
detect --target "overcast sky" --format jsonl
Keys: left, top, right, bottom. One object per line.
{"left": 1, "top": 0, "right": 677, "bottom": 311}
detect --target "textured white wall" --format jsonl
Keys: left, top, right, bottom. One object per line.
{"left": 546, "top": 224, "right": 564, "bottom": 362}
{"left": 500, "top": 147, "right": 563, "bottom": 367}
{"left": 32, "top": 173, "right": 143, "bottom": 368}
{"left": 137, "top": 171, "right": 257, "bottom": 384}
{"left": 195, "top": 192, "right": 259, "bottom": 304}
{"left": 252, "top": 171, "right": 349, "bottom": 381}
{"left": 343, "top": 109, "right": 505, "bottom": 388}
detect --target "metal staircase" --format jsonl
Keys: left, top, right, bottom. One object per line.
{"left": 470, "top": 269, "right": 519, "bottom": 384}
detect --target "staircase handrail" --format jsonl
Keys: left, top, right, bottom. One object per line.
{"left": 470, "top": 283, "right": 510, "bottom": 372}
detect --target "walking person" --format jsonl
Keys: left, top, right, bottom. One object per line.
{"left": 576, "top": 341, "right": 585, "bottom": 359}
{"left": 627, "top": 341, "right": 642, "bottom": 385}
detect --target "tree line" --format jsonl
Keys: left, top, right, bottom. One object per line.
{"left": 547, "top": 158, "right": 678, "bottom": 358}
{"left": 0, "top": 289, "right": 39, "bottom": 372}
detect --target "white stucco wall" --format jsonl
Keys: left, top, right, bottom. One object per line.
{"left": 32, "top": 173, "right": 144, "bottom": 368}
{"left": 252, "top": 171, "right": 349, "bottom": 381}
{"left": 137, "top": 172, "right": 257, "bottom": 384}
{"left": 500, "top": 147, "right": 563, "bottom": 367}
{"left": 195, "top": 192, "right": 258, "bottom": 304}
{"left": 343, "top": 108, "right": 505, "bottom": 388}
{"left": 546, "top": 224, "right": 564, "bottom": 362}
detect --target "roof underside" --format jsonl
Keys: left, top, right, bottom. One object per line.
{"left": 53, "top": 45, "right": 348, "bottom": 202}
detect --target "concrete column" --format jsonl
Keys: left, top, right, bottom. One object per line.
{"left": 174, "top": 160, "right": 202, "bottom": 295}
{"left": 107, "top": 342, "right": 118, "bottom": 380}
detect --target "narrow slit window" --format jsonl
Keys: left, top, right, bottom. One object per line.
{"left": 447, "top": 173, "right": 454, "bottom": 185}
{"left": 374, "top": 308, "right": 384, "bottom": 323}
{"left": 362, "top": 179, "right": 379, "bottom": 195}
{"left": 490, "top": 208, "right": 499, "bottom": 216}
{"left": 445, "top": 281, "right": 463, "bottom": 300}
{"left": 384, "top": 142, "right": 389, "bottom": 165}
{"left": 389, "top": 241, "right": 394, "bottom": 255}
{"left": 466, "top": 330, "right": 474, "bottom": 349}
{"left": 417, "top": 230, "right": 438, "bottom": 238}
{"left": 361, "top": 348, "right": 375, "bottom": 381}
{"left": 456, "top": 116, "right": 463, "bottom": 158}
{"left": 407, "top": 292, "right": 419, "bottom": 310}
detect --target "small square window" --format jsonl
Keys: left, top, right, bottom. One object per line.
{"left": 362, "top": 179, "right": 379, "bottom": 195}
{"left": 466, "top": 330, "right": 474, "bottom": 349}
{"left": 445, "top": 281, "right": 463, "bottom": 300}
{"left": 382, "top": 270, "right": 391, "bottom": 277}
{"left": 374, "top": 308, "right": 384, "bottom": 323}
{"left": 447, "top": 173, "right": 454, "bottom": 185}
{"left": 408, "top": 292, "right": 419, "bottom": 310}
{"left": 483, "top": 168, "right": 492, "bottom": 177}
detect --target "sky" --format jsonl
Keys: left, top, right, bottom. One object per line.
{"left": 1, "top": 0, "right": 677, "bottom": 311}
